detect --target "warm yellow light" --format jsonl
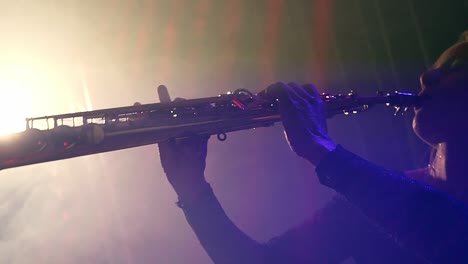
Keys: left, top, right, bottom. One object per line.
{"left": 0, "top": 67, "right": 35, "bottom": 135}
{"left": 0, "top": 56, "right": 86, "bottom": 136}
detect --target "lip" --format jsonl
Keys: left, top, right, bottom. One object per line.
{"left": 413, "top": 95, "right": 432, "bottom": 112}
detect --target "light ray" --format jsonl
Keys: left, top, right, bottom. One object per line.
{"left": 82, "top": 73, "right": 94, "bottom": 111}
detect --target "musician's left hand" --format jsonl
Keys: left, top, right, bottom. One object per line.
{"left": 263, "top": 82, "right": 337, "bottom": 166}
{"left": 157, "top": 85, "right": 211, "bottom": 202}
{"left": 158, "top": 135, "right": 210, "bottom": 197}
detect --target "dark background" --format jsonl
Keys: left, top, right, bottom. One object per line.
{"left": 0, "top": 1, "right": 466, "bottom": 263}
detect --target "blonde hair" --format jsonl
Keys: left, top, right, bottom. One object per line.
{"left": 426, "top": 31, "right": 468, "bottom": 178}
{"left": 458, "top": 31, "right": 468, "bottom": 42}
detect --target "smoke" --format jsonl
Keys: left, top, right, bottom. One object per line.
{"left": 0, "top": 147, "right": 206, "bottom": 264}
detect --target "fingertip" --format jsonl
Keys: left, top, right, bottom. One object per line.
{"left": 173, "top": 97, "right": 186, "bottom": 102}
{"left": 158, "top": 85, "right": 171, "bottom": 103}
{"left": 265, "top": 81, "right": 288, "bottom": 98}
{"left": 303, "top": 83, "right": 320, "bottom": 96}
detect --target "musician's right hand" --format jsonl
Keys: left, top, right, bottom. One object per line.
{"left": 263, "top": 82, "right": 337, "bottom": 166}
{"left": 157, "top": 85, "right": 210, "bottom": 202}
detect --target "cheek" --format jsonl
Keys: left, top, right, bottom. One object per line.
{"left": 413, "top": 103, "right": 467, "bottom": 144}
{"left": 413, "top": 108, "right": 448, "bottom": 144}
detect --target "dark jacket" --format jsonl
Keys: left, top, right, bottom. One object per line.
{"left": 178, "top": 146, "right": 468, "bottom": 263}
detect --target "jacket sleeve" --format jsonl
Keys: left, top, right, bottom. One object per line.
{"left": 177, "top": 183, "right": 268, "bottom": 264}
{"left": 315, "top": 145, "right": 468, "bottom": 264}
{"left": 178, "top": 184, "right": 356, "bottom": 264}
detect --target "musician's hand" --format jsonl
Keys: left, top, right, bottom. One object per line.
{"left": 264, "top": 82, "right": 337, "bottom": 166}
{"left": 157, "top": 85, "right": 210, "bottom": 202}
{"left": 158, "top": 136, "right": 210, "bottom": 199}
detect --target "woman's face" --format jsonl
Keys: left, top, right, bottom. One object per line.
{"left": 413, "top": 42, "right": 468, "bottom": 145}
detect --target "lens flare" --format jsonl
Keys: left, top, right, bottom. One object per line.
{"left": 0, "top": 56, "right": 72, "bottom": 136}
{"left": 0, "top": 69, "right": 34, "bottom": 135}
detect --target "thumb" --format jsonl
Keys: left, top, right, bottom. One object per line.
{"left": 157, "top": 85, "right": 172, "bottom": 103}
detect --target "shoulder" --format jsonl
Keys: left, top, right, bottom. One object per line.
{"left": 404, "top": 167, "right": 428, "bottom": 180}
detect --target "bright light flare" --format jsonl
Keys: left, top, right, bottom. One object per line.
{"left": 0, "top": 65, "right": 35, "bottom": 135}
{"left": 0, "top": 55, "right": 75, "bottom": 136}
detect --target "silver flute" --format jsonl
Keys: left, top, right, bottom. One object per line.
{"left": 0, "top": 87, "right": 421, "bottom": 170}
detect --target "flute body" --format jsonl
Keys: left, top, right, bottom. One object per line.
{"left": 0, "top": 89, "right": 420, "bottom": 170}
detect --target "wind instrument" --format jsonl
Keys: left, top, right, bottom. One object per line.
{"left": 0, "top": 87, "right": 421, "bottom": 170}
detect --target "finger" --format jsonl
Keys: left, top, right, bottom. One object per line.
{"left": 158, "top": 138, "right": 176, "bottom": 154}
{"left": 288, "top": 82, "right": 314, "bottom": 102}
{"left": 288, "top": 82, "right": 323, "bottom": 112}
{"left": 288, "top": 82, "right": 322, "bottom": 105}
{"left": 157, "top": 85, "right": 172, "bottom": 152}
{"left": 302, "top": 83, "right": 321, "bottom": 98}
{"left": 262, "top": 82, "right": 297, "bottom": 115}
{"left": 268, "top": 85, "right": 302, "bottom": 118}
{"left": 158, "top": 85, "right": 172, "bottom": 103}
{"left": 173, "top": 97, "right": 186, "bottom": 102}
{"left": 263, "top": 82, "right": 289, "bottom": 100}
{"left": 158, "top": 140, "right": 176, "bottom": 168}
{"left": 264, "top": 82, "right": 300, "bottom": 106}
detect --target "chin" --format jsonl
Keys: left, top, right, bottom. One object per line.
{"left": 412, "top": 113, "right": 442, "bottom": 146}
